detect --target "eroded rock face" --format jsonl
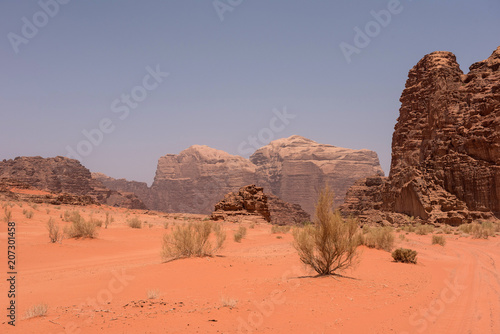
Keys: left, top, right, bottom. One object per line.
{"left": 211, "top": 184, "right": 311, "bottom": 225}
{"left": 251, "top": 135, "right": 384, "bottom": 214}
{"left": 343, "top": 47, "right": 500, "bottom": 225}
{"left": 150, "top": 145, "right": 260, "bottom": 214}
{"left": 0, "top": 156, "right": 147, "bottom": 209}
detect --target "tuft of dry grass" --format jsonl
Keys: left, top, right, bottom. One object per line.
{"left": 161, "top": 221, "right": 226, "bottom": 262}
{"left": 23, "top": 209, "right": 34, "bottom": 219}
{"left": 3, "top": 207, "right": 12, "bottom": 223}
{"left": 127, "top": 217, "right": 142, "bottom": 229}
{"left": 233, "top": 225, "right": 247, "bottom": 242}
{"left": 47, "top": 218, "right": 62, "bottom": 243}
{"left": 415, "top": 223, "right": 434, "bottom": 235}
{"left": 105, "top": 212, "right": 114, "bottom": 229}
{"left": 459, "top": 221, "right": 499, "bottom": 239}
{"left": 147, "top": 289, "right": 161, "bottom": 299}
{"left": 359, "top": 226, "right": 395, "bottom": 252}
{"left": 25, "top": 303, "right": 48, "bottom": 319}
{"left": 220, "top": 296, "right": 238, "bottom": 309}
{"left": 271, "top": 225, "right": 291, "bottom": 234}
{"left": 64, "top": 211, "right": 98, "bottom": 239}
{"left": 432, "top": 234, "right": 446, "bottom": 246}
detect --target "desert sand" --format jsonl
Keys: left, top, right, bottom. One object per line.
{"left": 1, "top": 198, "right": 499, "bottom": 334}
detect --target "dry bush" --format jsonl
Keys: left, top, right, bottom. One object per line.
{"left": 46, "top": 218, "right": 62, "bottom": 243}
{"left": 161, "top": 221, "right": 226, "bottom": 262}
{"left": 293, "top": 187, "right": 358, "bottom": 276}
{"left": 401, "top": 224, "right": 416, "bottom": 233}
{"left": 392, "top": 248, "right": 418, "bottom": 264}
{"left": 127, "top": 217, "right": 142, "bottom": 229}
{"left": 147, "top": 289, "right": 161, "bottom": 299}
{"left": 89, "top": 216, "right": 103, "bottom": 228}
{"left": 432, "top": 235, "right": 446, "bottom": 246}
{"left": 271, "top": 225, "right": 291, "bottom": 234}
{"left": 25, "top": 303, "right": 48, "bottom": 319}
{"left": 104, "top": 212, "right": 114, "bottom": 229}
{"left": 220, "top": 296, "right": 238, "bottom": 309}
{"left": 233, "top": 225, "right": 247, "bottom": 242}
{"left": 359, "top": 226, "right": 395, "bottom": 252}
{"left": 64, "top": 211, "right": 98, "bottom": 239}
{"left": 3, "top": 207, "right": 12, "bottom": 223}
{"left": 415, "top": 223, "right": 434, "bottom": 235}
{"left": 249, "top": 223, "right": 255, "bottom": 229}
{"left": 163, "top": 221, "right": 169, "bottom": 229}
{"left": 399, "top": 234, "right": 406, "bottom": 241}
{"left": 23, "top": 209, "right": 34, "bottom": 219}
{"left": 459, "top": 222, "right": 497, "bottom": 239}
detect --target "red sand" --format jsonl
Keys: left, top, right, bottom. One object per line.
{"left": 0, "top": 202, "right": 499, "bottom": 333}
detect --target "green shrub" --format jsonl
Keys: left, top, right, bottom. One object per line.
{"left": 392, "top": 248, "right": 418, "bottom": 264}
{"left": 127, "top": 217, "right": 142, "bottom": 229}
{"left": 161, "top": 221, "right": 226, "bottom": 262}
{"left": 432, "top": 235, "right": 446, "bottom": 246}
{"left": 359, "top": 226, "right": 395, "bottom": 252}
{"left": 293, "top": 187, "right": 358, "bottom": 276}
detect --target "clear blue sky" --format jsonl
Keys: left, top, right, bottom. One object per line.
{"left": 1, "top": 0, "right": 499, "bottom": 185}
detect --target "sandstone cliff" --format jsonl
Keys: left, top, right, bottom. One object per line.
{"left": 342, "top": 47, "right": 500, "bottom": 225}
{"left": 0, "top": 156, "right": 147, "bottom": 209}
{"left": 150, "top": 145, "right": 260, "bottom": 214}
{"left": 251, "top": 135, "right": 384, "bottom": 214}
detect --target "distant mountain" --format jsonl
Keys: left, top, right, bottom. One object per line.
{"left": 0, "top": 156, "right": 147, "bottom": 209}
{"left": 94, "top": 136, "right": 384, "bottom": 215}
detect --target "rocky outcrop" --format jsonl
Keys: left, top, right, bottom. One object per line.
{"left": 92, "top": 172, "right": 152, "bottom": 206}
{"left": 0, "top": 156, "right": 147, "bottom": 209}
{"left": 150, "top": 145, "right": 260, "bottom": 214}
{"left": 342, "top": 47, "right": 500, "bottom": 225}
{"left": 211, "top": 184, "right": 310, "bottom": 225}
{"left": 251, "top": 135, "right": 384, "bottom": 214}
{"left": 98, "top": 137, "right": 383, "bottom": 215}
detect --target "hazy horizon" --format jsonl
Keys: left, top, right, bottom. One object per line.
{"left": 1, "top": 0, "right": 499, "bottom": 185}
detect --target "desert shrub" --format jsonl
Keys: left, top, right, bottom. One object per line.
{"left": 148, "top": 223, "right": 153, "bottom": 228}
{"left": 399, "top": 234, "right": 406, "bottom": 241}
{"left": 441, "top": 224, "right": 453, "bottom": 234}
{"left": 221, "top": 296, "right": 238, "bottom": 309}
{"left": 89, "top": 216, "right": 103, "bottom": 228}
{"left": 3, "top": 207, "right": 12, "bottom": 223}
{"left": 233, "top": 225, "right": 247, "bottom": 242}
{"left": 24, "top": 210, "right": 34, "bottom": 219}
{"left": 62, "top": 210, "right": 71, "bottom": 222}
{"left": 392, "top": 248, "right": 418, "bottom": 264}
{"left": 105, "top": 213, "right": 114, "bottom": 229}
{"left": 249, "top": 223, "right": 255, "bottom": 229}
{"left": 401, "top": 224, "right": 416, "bottom": 233}
{"left": 127, "top": 217, "right": 142, "bottom": 229}
{"left": 293, "top": 187, "right": 358, "bottom": 276}
{"left": 163, "top": 221, "right": 169, "bottom": 229}
{"left": 46, "top": 218, "right": 62, "bottom": 243}
{"left": 161, "top": 221, "right": 226, "bottom": 262}
{"left": 25, "top": 303, "right": 48, "bottom": 319}
{"left": 46, "top": 208, "right": 51, "bottom": 214}
{"left": 30, "top": 203, "right": 39, "bottom": 210}
{"left": 415, "top": 223, "right": 434, "bottom": 235}
{"left": 271, "top": 225, "right": 291, "bottom": 234}
{"left": 147, "top": 289, "right": 160, "bottom": 299}
{"left": 432, "top": 235, "right": 446, "bottom": 246}
{"left": 64, "top": 211, "right": 98, "bottom": 239}
{"left": 359, "top": 226, "right": 395, "bottom": 252}
{"left": 460, "top": 222, "right": 497, "bottom": 239}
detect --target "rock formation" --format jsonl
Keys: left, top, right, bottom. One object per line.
{"left": 250, "top": 135, "right": 384, "bottom": 214}
{"left": 211, "top": 184, "right": 311, "bottom": 225}
{"left": 342, "top": 47, "right": 500, "bottom": 225}
{"left": 150, "top": 145, "right": 260, "bottom": 214}
{"left": 0, "top": 156, "right": 147, "bottom": 209}
{"left": 96, "top": 137, "right": 383, "bottom": 215}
